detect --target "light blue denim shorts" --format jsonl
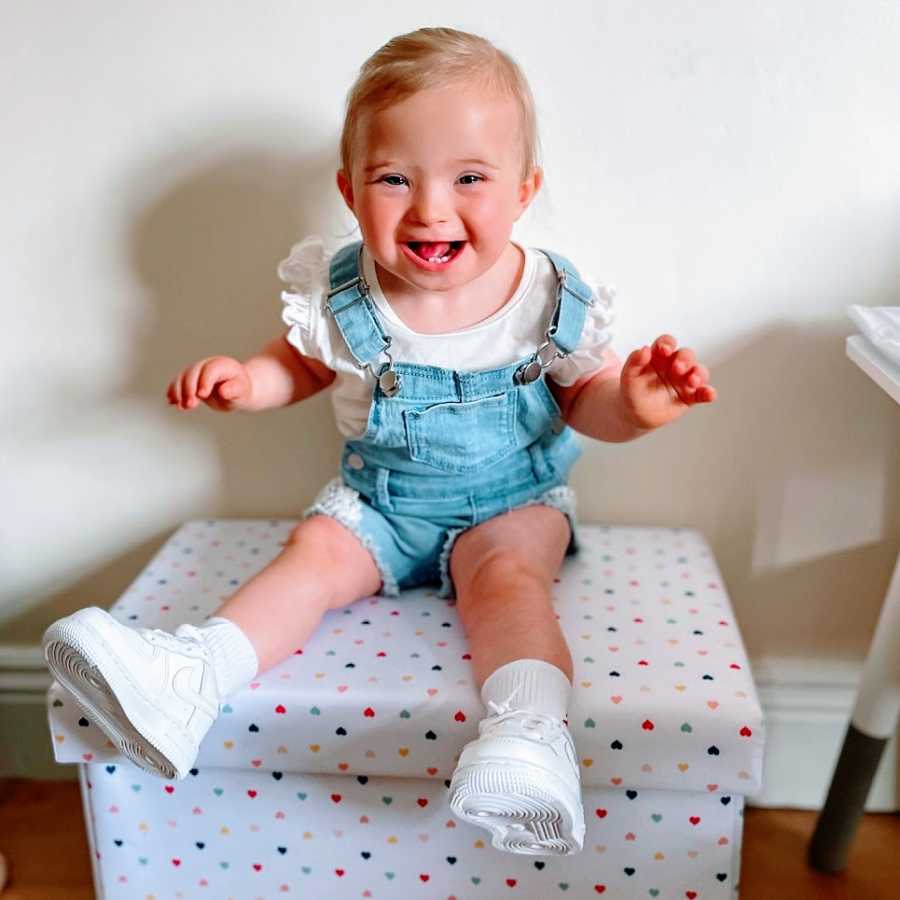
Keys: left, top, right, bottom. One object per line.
{"left": 303, "top": 449, "right": 579, "bottom": 599}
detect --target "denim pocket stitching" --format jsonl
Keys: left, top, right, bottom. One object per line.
{"left": 403, "top": 391, "right": 518, "bottom": 474}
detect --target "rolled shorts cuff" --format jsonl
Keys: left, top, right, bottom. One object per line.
{"left": 436, "top": 484, "right": 579, "bottom": 600}
{"left": 303, "top": 477, "right": 401, "bottom": 598}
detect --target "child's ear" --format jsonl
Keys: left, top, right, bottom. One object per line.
{"left": 336, "top": 170, "right": 355, "bottom": 212}
{"left": 517, "top": 166, "right": 543, "bottom": 215}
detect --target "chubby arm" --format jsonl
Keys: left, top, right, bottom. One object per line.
{"left": 549, "top": 335, "right": 716, "bottom": 442}
{"left": 167, "top": 334, "right": 336, "bottom": 413}
{"left": 549, "top": 351, "right": 653, "bottom": 443}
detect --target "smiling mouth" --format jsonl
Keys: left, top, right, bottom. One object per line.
{"left": 405, "top": 240, "right": 466, "bottom": 263}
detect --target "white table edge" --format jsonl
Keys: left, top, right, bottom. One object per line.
{"left": 846, "top": 334, "right": 900, "bottom": 406}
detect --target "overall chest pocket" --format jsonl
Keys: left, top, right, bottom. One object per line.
{"left": 403, "top": 391, "right": 519, "bottom": 474}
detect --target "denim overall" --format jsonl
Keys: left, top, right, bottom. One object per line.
{"left": 304, "top": 241, "right": 596, "bottom": 598}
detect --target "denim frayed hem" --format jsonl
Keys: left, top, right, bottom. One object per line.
{"left": 303, "top": 477, "right": 400, "bottom": 598}
{"left": 437, "top": 526, "right": 467, "bottom": 600}
{"left": 436, "top": 484, "right": 579, "bottom": 601}
{"left": 513, "top": 484, "right": 579, "bottom": 552}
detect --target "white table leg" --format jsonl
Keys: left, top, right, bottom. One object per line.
{"left": 808, "top": 550, "right": 900, "bottom": 872}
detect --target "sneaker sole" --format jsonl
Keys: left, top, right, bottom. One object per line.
{"left": 43, "top": 610, "right": 192, "bottom": 780}
{"left": 448, "top": 760, "right": 585, "bottom": 856}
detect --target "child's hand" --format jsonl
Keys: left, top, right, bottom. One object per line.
{"left": 167, "top": 356, "right": 253, "bottom": 412}
{"left": 620, "top": 334, "right": 717, "bottom": 431}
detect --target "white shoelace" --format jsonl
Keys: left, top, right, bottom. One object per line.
{"left": 485, "top": 683, "right": 525, "bottom": 717}
{"left": 140, "top": 625, "right": 205, "bottom": 655}
{"left": 482, "top": 686, "right": 568, "bottom": 743}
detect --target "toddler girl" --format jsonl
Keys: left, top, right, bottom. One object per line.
{"left": 42, "top": 27, "right": 715, "bottom": 857}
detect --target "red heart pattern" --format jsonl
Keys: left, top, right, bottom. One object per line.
{"left": 47, "top": 520, "right": 758, "bottom": 898}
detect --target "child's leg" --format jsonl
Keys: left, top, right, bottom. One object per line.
{"left": 212, "top": 514, "right": 383, "bottom": 674}
{"left": 42, "top": 513, "right": 382, "bottom": 781}
{"left": 447, "top": 504, "right": 584, "bottom": 856}
{"left": 449, "top": 504, "right": 573, "bottom": 690}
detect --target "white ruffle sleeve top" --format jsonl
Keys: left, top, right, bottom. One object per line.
{"left": 279, "top": 235, "right": 618, "bottom": 438}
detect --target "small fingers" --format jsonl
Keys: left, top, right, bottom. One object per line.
{"left": 673, "top": 363, "right": 709, "bottom": 400}
{"left": 170, "top": 361, "right": 207, "bottom": 410}
{"left": 627, "top": 336, "right": 718, "bottom": 408}
{"left": 667, "top": 347, "right": 697, "bottom": 378}
{"left": 180, "top": 363, "right": 206, "bottom": 410}
{"left": 652, "top": 334, "right": 677, "bottom": 356}
{"left": 622, "top": 345, "right": 652, "bottom": 379}
{"left": 684, "top": 363, "right": 710, "bottom": 389}
{"left": 650, "top": 336, "right": 697, "bottom": 373}
{"left": 168, "top": 372, "right": 190, "bottom": 410}
{"left": 680, "top": 368, "right": 717, "bottom": 404}
{"left": 650, "top": 335, "right": 684, "bottom": 378}
{"left": 625, "top": 345, "right": 651, "bottom": 367}
{"left": 218, "top": 377, "right": 243, "bottom": 402}
{"left": 168, "top": 358, "right": 247, "bottom": 411}
{"left": 197, "top": 358, "right": 236, "bottom": 400}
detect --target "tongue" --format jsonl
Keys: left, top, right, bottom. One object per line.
{"left": 415, "top": 241, "right": 452, "bottom": 260}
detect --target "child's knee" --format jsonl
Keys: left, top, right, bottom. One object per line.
{"left": 284, "top": 514, "right": 382, "bottom": 603}
{"left": 455, "top": 549, "right": 554, "bottom": 626}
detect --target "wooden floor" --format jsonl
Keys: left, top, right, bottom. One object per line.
{"left": 0, "top": 778, "right": 897, "bottom": 898}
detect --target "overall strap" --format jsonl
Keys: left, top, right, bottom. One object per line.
{"left": 324, "top": 241, "right": 392, "bottom": 368}
{"left": 514, "top": 248, "right": 596, "bottom": 385}
{"left": 537, "top": 249, "right": 595, "bottom": 356}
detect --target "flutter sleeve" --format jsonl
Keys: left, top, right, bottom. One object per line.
{"left": 277, "top": 235, "right": 334, "bottom": 363}
{"left": 547, "top": 279, "right": 619, "bottom": 386}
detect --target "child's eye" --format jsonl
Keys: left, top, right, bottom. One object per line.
{"left": 379, "top": 174, "right": 408, "bottom": 187}
{"left": 458, "top": 173, "right": 484, "bottom": 185}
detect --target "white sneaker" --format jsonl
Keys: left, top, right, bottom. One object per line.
{"left": 42, "top": 606, "right": 220, "bottom": 781}
{"left": 448, "top": 699, "right": 586, "bottom": 856}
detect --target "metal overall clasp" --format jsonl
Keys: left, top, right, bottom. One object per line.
{"left": 515, "top": 338, "right": 565, "bottom": 384}
{"left": 514, "top": 268, "right": 569, "bottom": 385}
{"left": 374, "top": 342, "right": 402, "bottom": 397}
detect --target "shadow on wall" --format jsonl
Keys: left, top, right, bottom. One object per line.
{"left": 712, "top": 320, "right": 900, "bottom": 658}
{"left": 574, "top": 318, "right": 900, "bottom": 660}
{"left": 123, "top": 135, "right": 353, "bottom": 513}
{"left": 3, "top": 124, "right": 358, "bottom": 641}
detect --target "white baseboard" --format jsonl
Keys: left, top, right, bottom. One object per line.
{"left": 1, "top": 645, "right": 897, "bottom": 809}
{"left": 0, "top": 644, "right": 70, "bottom": 779}
{"left": 0, "top": 643, "right": 51, "bottom": 691}
{"left": 749, "top": 655, "right": 898, "bottom": 811}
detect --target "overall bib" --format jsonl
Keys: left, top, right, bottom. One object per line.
{"left": 304, "top": 241, "right": 596, "bottom": 598}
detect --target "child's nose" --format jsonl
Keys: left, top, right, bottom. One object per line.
{"left": 410, "top": 183, "right": 451, "bottom": 225}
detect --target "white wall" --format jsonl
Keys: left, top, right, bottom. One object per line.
{"left": 3, "top": 0, "right": 900, "bottom": 669}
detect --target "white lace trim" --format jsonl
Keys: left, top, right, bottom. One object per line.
{"left": 277, "top": 235, "right": 333, "bottom": 295}
{"left": 278, "top": 236, "right": 334, "bottom": 349}
{"left": 302, "top": 478, "right": 400, "bottom": 597}
{"left": 305, "top": 477, "right": 363, "bottom": 526}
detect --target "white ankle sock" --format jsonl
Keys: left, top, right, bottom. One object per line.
{"left": 480, "top": 658, "right": 572, "bottom": 722}
{"left": 190, "top": 616, "right": 259, "bottom": 698}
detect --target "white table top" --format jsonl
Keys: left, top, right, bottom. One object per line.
{"left": 846, "top": 334, "right": 900, "bottom": 406}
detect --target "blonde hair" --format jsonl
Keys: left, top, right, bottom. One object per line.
{"left": 340, "top": 28, "right": 540, "bottom": 182}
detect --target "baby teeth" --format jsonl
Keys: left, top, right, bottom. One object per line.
{"left": 428, "top": 253, "right": 451, "bottom": 263}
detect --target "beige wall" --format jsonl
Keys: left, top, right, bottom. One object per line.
{"left": 3, "top": 1, "right": 900, "bottom": 668}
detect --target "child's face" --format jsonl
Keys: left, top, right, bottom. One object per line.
{"left": 337, "top": 82, "right": 541, "bottom": 295}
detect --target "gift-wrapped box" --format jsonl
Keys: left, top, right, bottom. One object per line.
{"left": 47, "top": 520, "right": 765, "bottom": 899}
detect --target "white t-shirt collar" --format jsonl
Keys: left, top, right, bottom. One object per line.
{"left": 361, "top": 242, "right": 537, "bottom": 338}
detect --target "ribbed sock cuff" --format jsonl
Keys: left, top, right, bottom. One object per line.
{"left": 480, "top": 658, "right": 572, "bottom": 721}
{"left": 196, "top": 617, "right": 259, "bottom": 698}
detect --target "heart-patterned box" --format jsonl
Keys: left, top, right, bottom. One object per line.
{"left": 46, "top": 520, "right": 763, "bottom": 898}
